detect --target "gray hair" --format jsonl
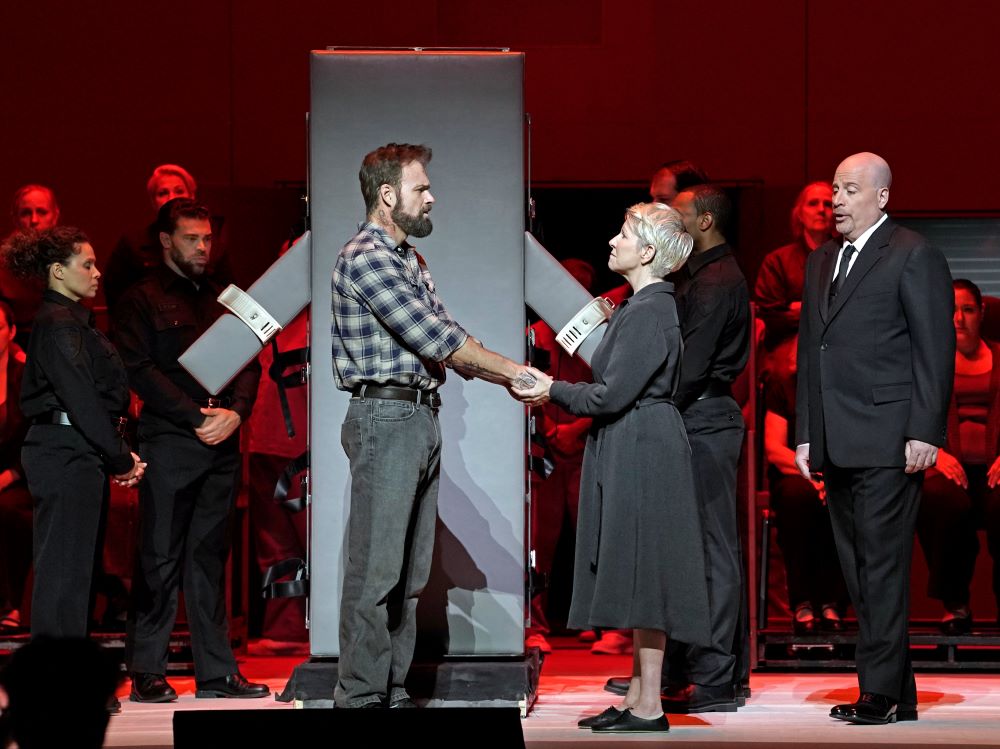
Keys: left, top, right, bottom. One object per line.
{"left": 624, "top": 202, "right": 693, "bottom": 278}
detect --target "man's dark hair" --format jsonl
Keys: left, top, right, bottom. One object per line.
{"left": 686, "top": 184, "right": 733, "bottom": 237}
{"left": 954, "top": 278, "right": 983, "bottom": 307}
{"left": 661, "top": 160, "right": 710, "bottom": 193}
{"left": 156, "top": 197, "right": 211, "bottom": 236}
{"left": 359, "top": 143, "right": 432, "bottom": 215}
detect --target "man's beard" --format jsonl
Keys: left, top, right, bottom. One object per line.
{"left": 392, "top": 205, "right": 433, "bottom": 238}
{"left": 170, "top": 247, "right": 208, "bottom": 279}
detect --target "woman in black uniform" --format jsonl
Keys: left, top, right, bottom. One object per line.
{"left": 1, "top": 227, "right": 145, "bottom": 640}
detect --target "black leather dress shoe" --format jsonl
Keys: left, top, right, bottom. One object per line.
{"left": 830, "top": 692, "right": 918, "bottom": 724}
{"left": 793, "top": 617, "right": 818, "bottom": 635}
{"left": 941, "top": 615, "right": 972, "bottom": 635}
{"left": 130, "top": 673, "right": 178, "bottom": 703}
{"left": 603, "top": 676, "right": 631, "bottom": 696}
{"left": 195, "top": 672, "right": 270, "bottom": 699}
{"left": 578, "top": 706, "right": 623, "bottom": 729}
{"left": 820, "top": 606, "right": 845, "bottom": 632}
{"left": 592, "top": 709, "right": 670, "bottom": 733}
{"left": 107, "top": 695, "right": 122, "bottom": 715}
{"left": 662, "top": 683, "right": 739, "bottom": 713}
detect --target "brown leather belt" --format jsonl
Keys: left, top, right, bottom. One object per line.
{"left": 351, "top": 384, "right": 441, "bottom": 409}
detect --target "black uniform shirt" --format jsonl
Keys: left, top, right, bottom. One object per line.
{"left": 20, "top": 290, "right": 133, "bottom": 474}
{"left": 113, "top": 265, "right": 260, "bottom": 430}
{"left": 673, "top": 243, "right": 751, "bottom": 411}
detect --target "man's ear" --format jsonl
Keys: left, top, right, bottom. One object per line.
{"left": 877, "top": 187, "right": 889, "bottom": 210}
{"left": 159, "top": 231, "right": 171, "bottom": 250}
{"left": 379, "top": 183, "right": 397, "bottom": 209}
{"left": 699, "top": 212, "right": 714, "bottom": 232}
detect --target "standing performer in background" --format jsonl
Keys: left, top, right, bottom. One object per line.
{"left": 796, "top": 152, "right": 954, "bottom": 724}
{"left": 116, "top": 199, "right": 267, "bottom": 703}
{"left": 331, "top": 143, "right": 533, "bottom": 709}
{"left": 2, "top": 228, "right": 145, "bottom": 712}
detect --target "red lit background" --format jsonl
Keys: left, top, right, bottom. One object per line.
{"left": 2, "top": 0, "right": 997, "bottom": 279}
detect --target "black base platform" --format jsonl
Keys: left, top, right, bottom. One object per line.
{"left": 276, "top": 649, "right": 543, "bottom": 715}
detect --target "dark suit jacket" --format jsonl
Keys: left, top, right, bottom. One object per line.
{"left": 795, "top": 217, "right": 954, "bottom": 469}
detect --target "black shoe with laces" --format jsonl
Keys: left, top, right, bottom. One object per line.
{"left": 130, "top": 673, "right": 178, "bottom": 703}
{"left": 195, "top": 672, "right": 270, "bottom": 699}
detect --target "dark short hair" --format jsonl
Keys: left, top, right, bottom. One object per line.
{"left": 359, "top": 143, "right": 432, "bottom": 215}
{"left": 954, "top": 278, "right": 983, "bottom": 307}
{"left": 156, "top": 197, "right": 211, "bottom": 236}
{"left": 685, "top": 184, "right": 732, "bottom": 237}
{"left": 1, "top": 226, "right": 89, "bottom": 282}
{"left": 660, "top": 160, "right": 710, "bottom": 193}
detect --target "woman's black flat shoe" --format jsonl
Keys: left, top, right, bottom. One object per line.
{"left": 592, "top": 709, "right": 670, "bottom": 733}
{"left": 577, "top": 706, "right": 622, "bottom": 729}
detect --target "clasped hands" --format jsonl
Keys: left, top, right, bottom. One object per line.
{"left": 113, "top": 452, "right": 147, "bottom": 487}
{"left": 510, "top": 365, "right": 552, "bottom": 406}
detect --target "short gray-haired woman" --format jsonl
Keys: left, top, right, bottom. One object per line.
{"left": 517, "top": 203, "right": 712, "bottom": 733}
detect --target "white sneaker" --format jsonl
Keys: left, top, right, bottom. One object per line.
{"left": 591, "top": 630, "right": 633, "bottom": 655}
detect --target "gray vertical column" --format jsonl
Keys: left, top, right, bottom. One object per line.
{"left": 308, "top": 51, "right": 526, "bottom": 656}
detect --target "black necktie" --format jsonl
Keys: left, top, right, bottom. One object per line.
{"left": 829, "top": 244, "right": 857, "bottom": 300}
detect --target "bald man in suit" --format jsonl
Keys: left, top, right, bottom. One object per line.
{"left": 795, "top": 152, "right": 954, "bottom": 724}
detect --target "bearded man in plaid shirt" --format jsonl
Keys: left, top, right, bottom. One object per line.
{"left": 331, "top": 143, "right": 530, "bottom": 709}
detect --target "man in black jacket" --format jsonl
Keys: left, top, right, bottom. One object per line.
{"left": 116, "top": 198, "right": 268, "bottom": 703}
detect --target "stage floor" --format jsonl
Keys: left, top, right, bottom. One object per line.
{"left": 102, "top": 638, "right": 1000, "bottom": 748}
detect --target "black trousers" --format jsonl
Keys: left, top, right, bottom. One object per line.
{"left": 126, "top": 421, "right": 240, "bottom": 681}
{"left": 769, "top": 472, "right": 847, "bottom": 611}
{"left": 670, "top": 397, "right": 746, "bottom": 687}
{"left": 825, "top": 463, "right": 921, "bottom": 705}
{"left": 22, "top": 424, "right": 109, "bottom": 638}
{"left": 916, "top": 464, "right": 1000, "bottom": 607}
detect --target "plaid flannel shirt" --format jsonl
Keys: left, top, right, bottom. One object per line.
{"left": 332, "top": 222, "right": 468, "bottom": 391}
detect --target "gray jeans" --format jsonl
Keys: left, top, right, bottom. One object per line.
{"left": 334, "top": 396, "right": 442, "bottom": 707}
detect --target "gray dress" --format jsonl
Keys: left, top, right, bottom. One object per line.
{"left": 549, "top": 281, "right": 712, "bottom": 646}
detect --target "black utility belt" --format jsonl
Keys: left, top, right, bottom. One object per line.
{"left": 33, "top": 410, "right": 129, "bottom": 437}
{"left": 695, "top": 381, "right": 732, "bottom": 401}
{"left": 351, "top": 384, "right": 442, "bottom": 409}
{"left": 193, "top": 396, "right": 232, "bottom": 408}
